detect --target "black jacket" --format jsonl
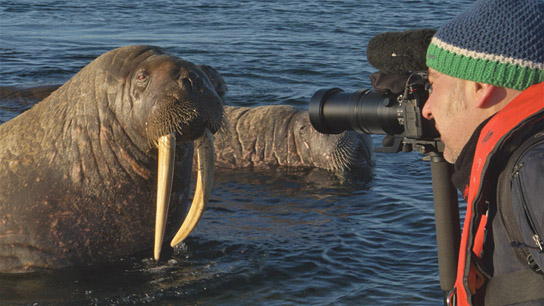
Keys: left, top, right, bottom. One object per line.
{"left": 451, "top": 114, "right": 544, "bottom": 305}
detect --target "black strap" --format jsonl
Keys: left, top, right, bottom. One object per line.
{"left": 484, "top": 268, "right": 544, "bottom": 306}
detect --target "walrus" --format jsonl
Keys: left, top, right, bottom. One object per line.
{"left": 0, "top": 45, "right": 224, "bottom": 273}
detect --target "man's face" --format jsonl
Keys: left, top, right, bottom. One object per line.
{"left": 422, "top": 69, "right": 475, "bottom": 163}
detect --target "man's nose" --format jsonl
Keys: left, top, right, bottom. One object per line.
{"left": 422, "top": 98, "right": 433, "bottom": 120}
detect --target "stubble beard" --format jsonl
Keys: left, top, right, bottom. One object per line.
{"left": 442, "top": 80, "right": 468, "bottom": 164}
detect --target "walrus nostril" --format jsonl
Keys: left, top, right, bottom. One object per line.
{"left": 181, "top": 78, "right": 192, "bottom": 91}
{"left": 181, "top": 72, "right": 205, "bottom": 93}
{"left": 195, "top": 77, "right": 204, "bottom": 92}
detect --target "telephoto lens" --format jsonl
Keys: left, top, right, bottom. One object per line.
{"left": 308, "top": 88, "right": 404, "bottom": 136}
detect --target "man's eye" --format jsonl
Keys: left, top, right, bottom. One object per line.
{"left": 425, "top": 82, "right": 433, "bottom": 94}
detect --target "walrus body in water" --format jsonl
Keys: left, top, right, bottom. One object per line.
{"left": 215, "top": 105, "right": 373, "bottom": 172}
{"left": 0, "top": 45, "right": 224, "bottom": 273}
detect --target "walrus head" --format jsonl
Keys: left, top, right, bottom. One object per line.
{"left": 88, "top": 45, "right": 224, "bottom": 260}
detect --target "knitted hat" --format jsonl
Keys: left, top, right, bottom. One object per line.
{"left": 426, "top": 0, "right": 544, "bottom": 91}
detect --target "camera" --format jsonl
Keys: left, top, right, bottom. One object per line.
{"left": 309, "top": 71, "right": 443, "bottom": 154}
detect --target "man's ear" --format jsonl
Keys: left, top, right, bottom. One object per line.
{"left": 474, "top": 83, "right": 497, "bottom": 108}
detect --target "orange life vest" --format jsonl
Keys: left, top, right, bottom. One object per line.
{"left": 448, "top": 82, "right": 544, "bottom": 306}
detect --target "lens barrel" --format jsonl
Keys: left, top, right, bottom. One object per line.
{"left": 309, "top": 88, "right": 404, "bottom": 135}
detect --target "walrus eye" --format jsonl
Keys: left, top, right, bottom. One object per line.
{"left": 136, "top": 70, "right": 149, "bottom": 87}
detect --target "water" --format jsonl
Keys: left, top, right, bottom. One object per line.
{"left": 0, "top": 1, "right": 471, "bottom": 305}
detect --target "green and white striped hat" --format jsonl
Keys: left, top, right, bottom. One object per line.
{"left": 426, "top": 0, "right": 544, "bottom": 91}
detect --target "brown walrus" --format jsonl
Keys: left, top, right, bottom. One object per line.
{"left": 0, "top": 45, "right": 224, "bottom": 273}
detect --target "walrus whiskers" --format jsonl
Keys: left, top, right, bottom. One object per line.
{"left": 146, "top": 98, "right": 198, "bottom": 147}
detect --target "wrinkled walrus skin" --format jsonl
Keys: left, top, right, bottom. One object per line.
{"left": 0, "top": 45, "right": 224, "bottom": 273}
{"left": 215, "top": 105, "right": 373, "bottom": 172}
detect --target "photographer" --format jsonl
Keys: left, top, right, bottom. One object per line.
{"left": 423, "top": 0, "right": 544, "bottom": 305}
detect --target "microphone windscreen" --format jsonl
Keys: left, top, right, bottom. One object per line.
{"left": 366, "top": 28, "right": 436, "bottom": 74}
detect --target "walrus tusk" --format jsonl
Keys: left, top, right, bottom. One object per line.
{"left": 170, "top": 128, "right": 214, "bottom": 247}
{"left": 154, "top": 133, "right": 176, "bottom": 261}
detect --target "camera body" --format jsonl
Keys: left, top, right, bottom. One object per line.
{"left": 309, "top": 72, "right": 443, "bottom": 154}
